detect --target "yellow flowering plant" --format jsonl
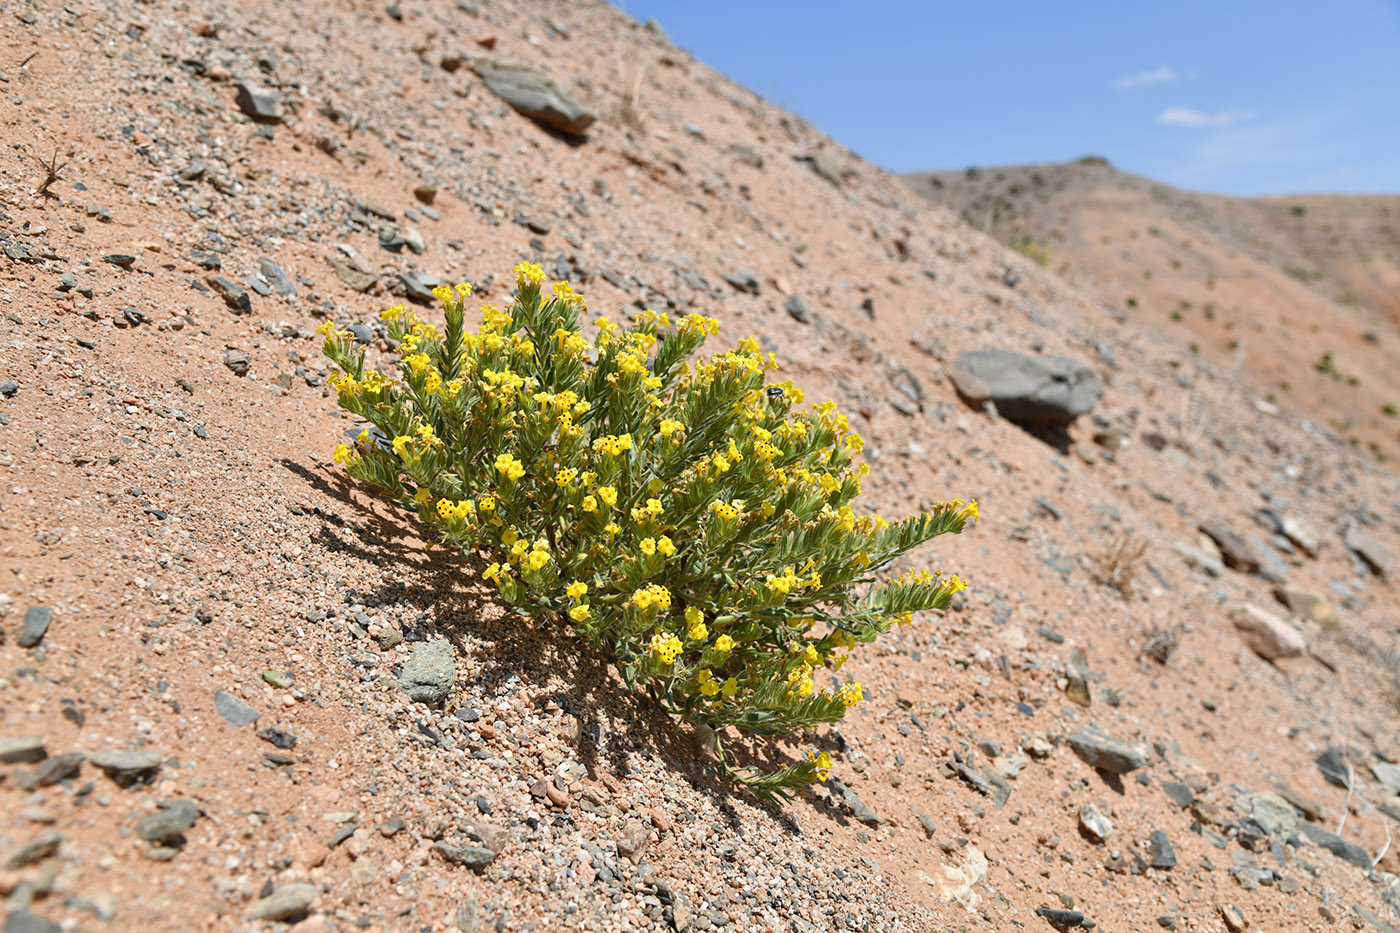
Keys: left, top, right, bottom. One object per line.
{"left": 321, "top": 263, "right": 976, "bottom": 803}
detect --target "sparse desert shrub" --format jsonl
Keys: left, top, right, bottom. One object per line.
{"left": 320, "top": 265, "right": 975, "bottom": 802}
{"left": 1095, "top": 531, "right": 1146, "bottom": 598}
{"left": 1010, "top": 234, "right": 1052, "bottom": 268}
{"left": 1140, "top": 624, "right": 1181, "bottom": 664}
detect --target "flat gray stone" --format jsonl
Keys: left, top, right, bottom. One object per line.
{"left": 4, "top": 831, "right": 63, "bottom": 869}
{"left": 1066, "top": 729, "right": 1146, "bottom": 774}
{"left": 1233, "top": 792, "right": 1296, "bottom": 839}
{"left": 471, "top": 59, "right": 596, "bottom": 136}
{"left": 1228, "top": 604, "right": 1305, "bottom": 662}
{"left": 1371, "top": 761, "right": 1400, "bottom": 796}
{"left": 1298, "top": 821, "right": 1371, "bottom": 867}
{"left": 435, "top": 840, "right": 497, "bottom": 871}
{"left": 3, "top": 909, "right": 61, "bottom": 933}
{"left": 1345, "top": 524, "right": 1393, "bottom": 577}
{"left": 0, "top": 737, "right": 46, "bottom": 764}
{"left": 398, "top": 639, "right": 456, "bottom": 704}
{"left": 247, "top": 882, "right": 318, "bottom": 921}
{"left": 18, "top": 606, "right": 52, "bottom": 648}
{"left": 214, "top": 690, "right": 260, "bottom": 727}
{"left": 234, "top": 82, "right": 283, "bottom": 123}
{"left": 135, "top": 799, "right": 200, "bottom": 843}
{"left": 1078, "top": 804, "right": 1112, "bottom": 843}
{"left": 1147, "top": 829, "right": 1177, "bottom": 869}
{"left": 90, "top": 748, "right": 162, "bottom": 786}
{"left": 257, "top": 257, "right": 297, "bottom": 297}
{"left": 948, "top": 350, "right": 1102, "bottom": 427}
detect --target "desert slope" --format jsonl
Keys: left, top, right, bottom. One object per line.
{"left": 0, "top": 3, "right": 1397, "bottom": 932}
{"left": 903, "top": 159, "right": 1400, "bottom": 461}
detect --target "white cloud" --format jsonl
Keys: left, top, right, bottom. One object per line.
{"left": 1156, "top": 106, "right": 1257, "bottom": 128}
{"left": 1112, "top": 66, "right": 1177, "bottom": 90}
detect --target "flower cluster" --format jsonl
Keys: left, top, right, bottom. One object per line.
{"left": 320, "top": 263, "right": 976, "bottom": 803}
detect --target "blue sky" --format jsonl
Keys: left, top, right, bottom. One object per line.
{"left": 614, "top": 0, "right": 1400, "bottom": 196}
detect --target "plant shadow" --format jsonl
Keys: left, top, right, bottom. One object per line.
{"left": 277, "top": 456, "right": 814, "bottom": 834}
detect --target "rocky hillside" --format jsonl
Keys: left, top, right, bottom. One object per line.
{"left": 1, "top": 2, "right": 1399, "bottom": 932}
{"left": 903, "top": 160, "right": 1400, "bottom": 463}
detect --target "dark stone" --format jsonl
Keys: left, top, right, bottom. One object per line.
{"left": 1161, "top": 781, "right": 1195, "bottom": 808}
{"left": 1147, "top": 830, "right": 1177, "bottom": 868}
{"left": 214, "top": 690, "right": 260, "bottom": 727}
{"left": 102, "top": 254, "right": 136, "bottom": 268}
{"left": 948, "top": 350, "right": 1102, "bottom": 427}
{"left": 222, "top": 349, "right": 252, "bottom": 376}
{"left": 3, "top": 909, "right": 61, "bottom": 933}
{"left": 471, "top": 59, "right": 596, "bottom": 136}
{"left": 434, "top": 840, "right": 497, "bottom": 871}
{"left": 257, "top": 258, "right": 297, "bottom": 296}
{"left": 1034, "top": 907, "right": 1087, "bottom": 928}
{"left": 135, "top": 799, "right": 200, "bottom": 843}
{"left": 1066, "top": 729, "right": 1146, "bottom": 774}
{"left": 721, "top": 269, "right": 760, "bottom": 294}
{"left": 1297, "top": 821, "right": 1371, "bottom": 867}
{"left": 19, "top": 606, "right": 53, "bottom": 648}
{"left": 784, "top": 295, "right": 810, "bottom": 323}
{"left": 1315, "top": 746, "right": 1351, "bottom": 787}
{"left": 0, "top": 380, "right": 18, "bottom": 398}
{"left": 34, "top": 752, "right": 83, "bottom": 786}
{"left": 256, "top": 726, "right": 297, "bottom": 749}
{"left": 234, "top": 82, "right": 283, "bottom": 123}
{"left": 206, "top": 275, "right": 252, "bottom": 314}
{"left": 1198, "top": 523, "right": 1260, "bottom": 574}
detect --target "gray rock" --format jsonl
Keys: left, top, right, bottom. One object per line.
{"left": 721, "top": 269, "right": 760, "bottom": 294}
{"left": 18, "top": 606, "right": 52, "bottom": 648}
{"left": 206, "top": 275, "right": 252, "bottom": 314}
{"left": 827, "top": 777, "right": 881, "bottom": 825}
{"left": 784, "top": 294, "right": 810, "bottom": 323}
{"left": 235, "top": 82, "right": 283, "bottom": 123}
{"left": 1077, "top": 804, "right": 1113, "bottom": 843}
{"left": 1298, "top": 821, "right": 1371, "bottom": 867}
{"left": 1245, "top": 534, "right": 1289, "bottom": 584}
{"left": 135, "top": 799, "right": 200, "bottom": 843}
{"left": 1066, "top": 729, "right": 1146, "bottom": 774}
{"left": 471, "top": 59, "right": 596, "bottom": 136}
{"left": 257, "top": 258, "right": 297, "bottom": 297}
{"left": 399, "top": 639, "right": 456, "bottom": 704}
{"left": 1316, "top": 745, "right": 1352, "bottom": 787}
{"left": 1345, "top": 524, "right": 1393, "bottom": 577}
{"left": 257, "top": 725, "right": 297, "bottom": 749}
{"left": 0, "top": 737, "right": 46, "bottom": 764}
{"left": 34, "top": 752, "right": 83, "bottom": 785}
{"left": 0, "top": 379, "right": 18, "bottom": 397}
{"left": 804, "top": 153, "right": 843, "bottom": 187}
{"left": 247, "top": 882, "right": 318, "bottom": 921}
{"left": 214, "top": 690, "right": 260, "bottom": 727}
{"left": 1372, "top": 762, "right": 1400, "bottom": 796}
{"left": 1198, "top": 523, "right": 1260, "bottom": 574}
{"left": 3, "top": 909, "right": 61, "bottom": 933}
{"left": 402, "top": 225, "right": 427, "bottom": 255}
{"left": 1034, "top": 907, "right": 1086, "bottom": 928}
{"left": 325, "top": 254, "right": 379, "bottom": 293}
{"left": 948, "top": 350, "right": 1102, "bottom": 427}
{"left": 222, "top": 348, "right": 251, "bottom": 376}
{"left": 1174, "top": 542, "right": 1224, "bottom": 577}
{"left": 1228, "top": 604, "right": 1305, "bottom": 662}
{"left": 1147, "top": 830, "right": 1177, "bottom": 869}
{"left": 435, "top": 840, "right": 497, "bottom": 871}
{"left": 1233, "top": 792, "right": 1296, "bottom": 839}
{"left": 376, "top": 627, "right": 404, "bottom": 650}
{"left": 4, "top": 831, "right": 63, "bottom": 869}
{"left": 1279, "top": 515, "right": 1319, "bottom": 555}
{"left": 1161, "top": 781, "right": 1194, "bottom": 808}
{"left": 89, "top": 748, "right": 162, "bottom": 786}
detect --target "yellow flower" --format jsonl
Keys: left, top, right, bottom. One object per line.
{"left": 514, "top": 262, "right": 545, "bottom": 287}
{"left": 632, "top": 584, "right": 672, "bottom": 612}
{"left": 332, "top": 443, "right": 354, "bottom": 465}
{"left": 598, "top": 486, "right": 618, "bottom": 508}
{"left": 687, "top": 621, "right": 708, "bottom": 642}
{"left": 432, "top": 284, "right": 454, "bottom": 304}
{"left": 392, "top": 435, "right": 412, "bottom": 458}
{"left": 565, "top": 581, "right": 588, "bottom": 600}
{"left": 720, "top": 677, "right": 738, "bottom": 699}
{"left": 526, "top": 548, "right": 550, "bottom": 572}
{"left": 714, "top": 634, "right": 734, "bottom": 653}
{"left": 495, "top": 453, "right": 526, "bottom": 481}
{"left": 555, "top": 468, "right": 577, "bottom": 487}
{"left": 478, "top": 495, "right": 496, "bottom": 512}
{"left": 580, "top": 495, "right": 598, "bottom": 513}
{"left": 698, "top": 676, "right": 719, "bottom": 697}
{"left": 659, "top": 419, "right": 684, "bottom": 438}
{"left": 640, "top": 537, "right": 656, "bottom": 556}
{"left": 414, "top": 487, "right": 431, "bottom": 504}
{"left": 482, "top": 563, "right": 503, "bottom": 583}
{"left": 810, "top": 750, "right": 833, "bottom": 781}
{"left": 569, "top": 604, "right": 591, "bottom": 622}
{"left": 657, "top": 536, "right": 676, "bottom": 558}
{"left": 380, "top": 304, "right": 405, "bottom": 322}
{"left": 837, "top": 682, "right": 863, "bottom": 707}
{"left": 648, "top": 632, "right": 683, "bottom": 665}
{"left": 455, "top": 282, "right": 473, "bottom": 299}
{"left": 604, "top": 521, "right": 621, "bottom": 537}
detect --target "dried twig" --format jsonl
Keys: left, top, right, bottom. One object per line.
{"left": 33, "top": 149, "right": 65, "bottom": 198}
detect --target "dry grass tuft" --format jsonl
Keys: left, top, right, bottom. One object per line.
{"left": 1096, "top": 531, "right": 1147, "bottom": 598}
